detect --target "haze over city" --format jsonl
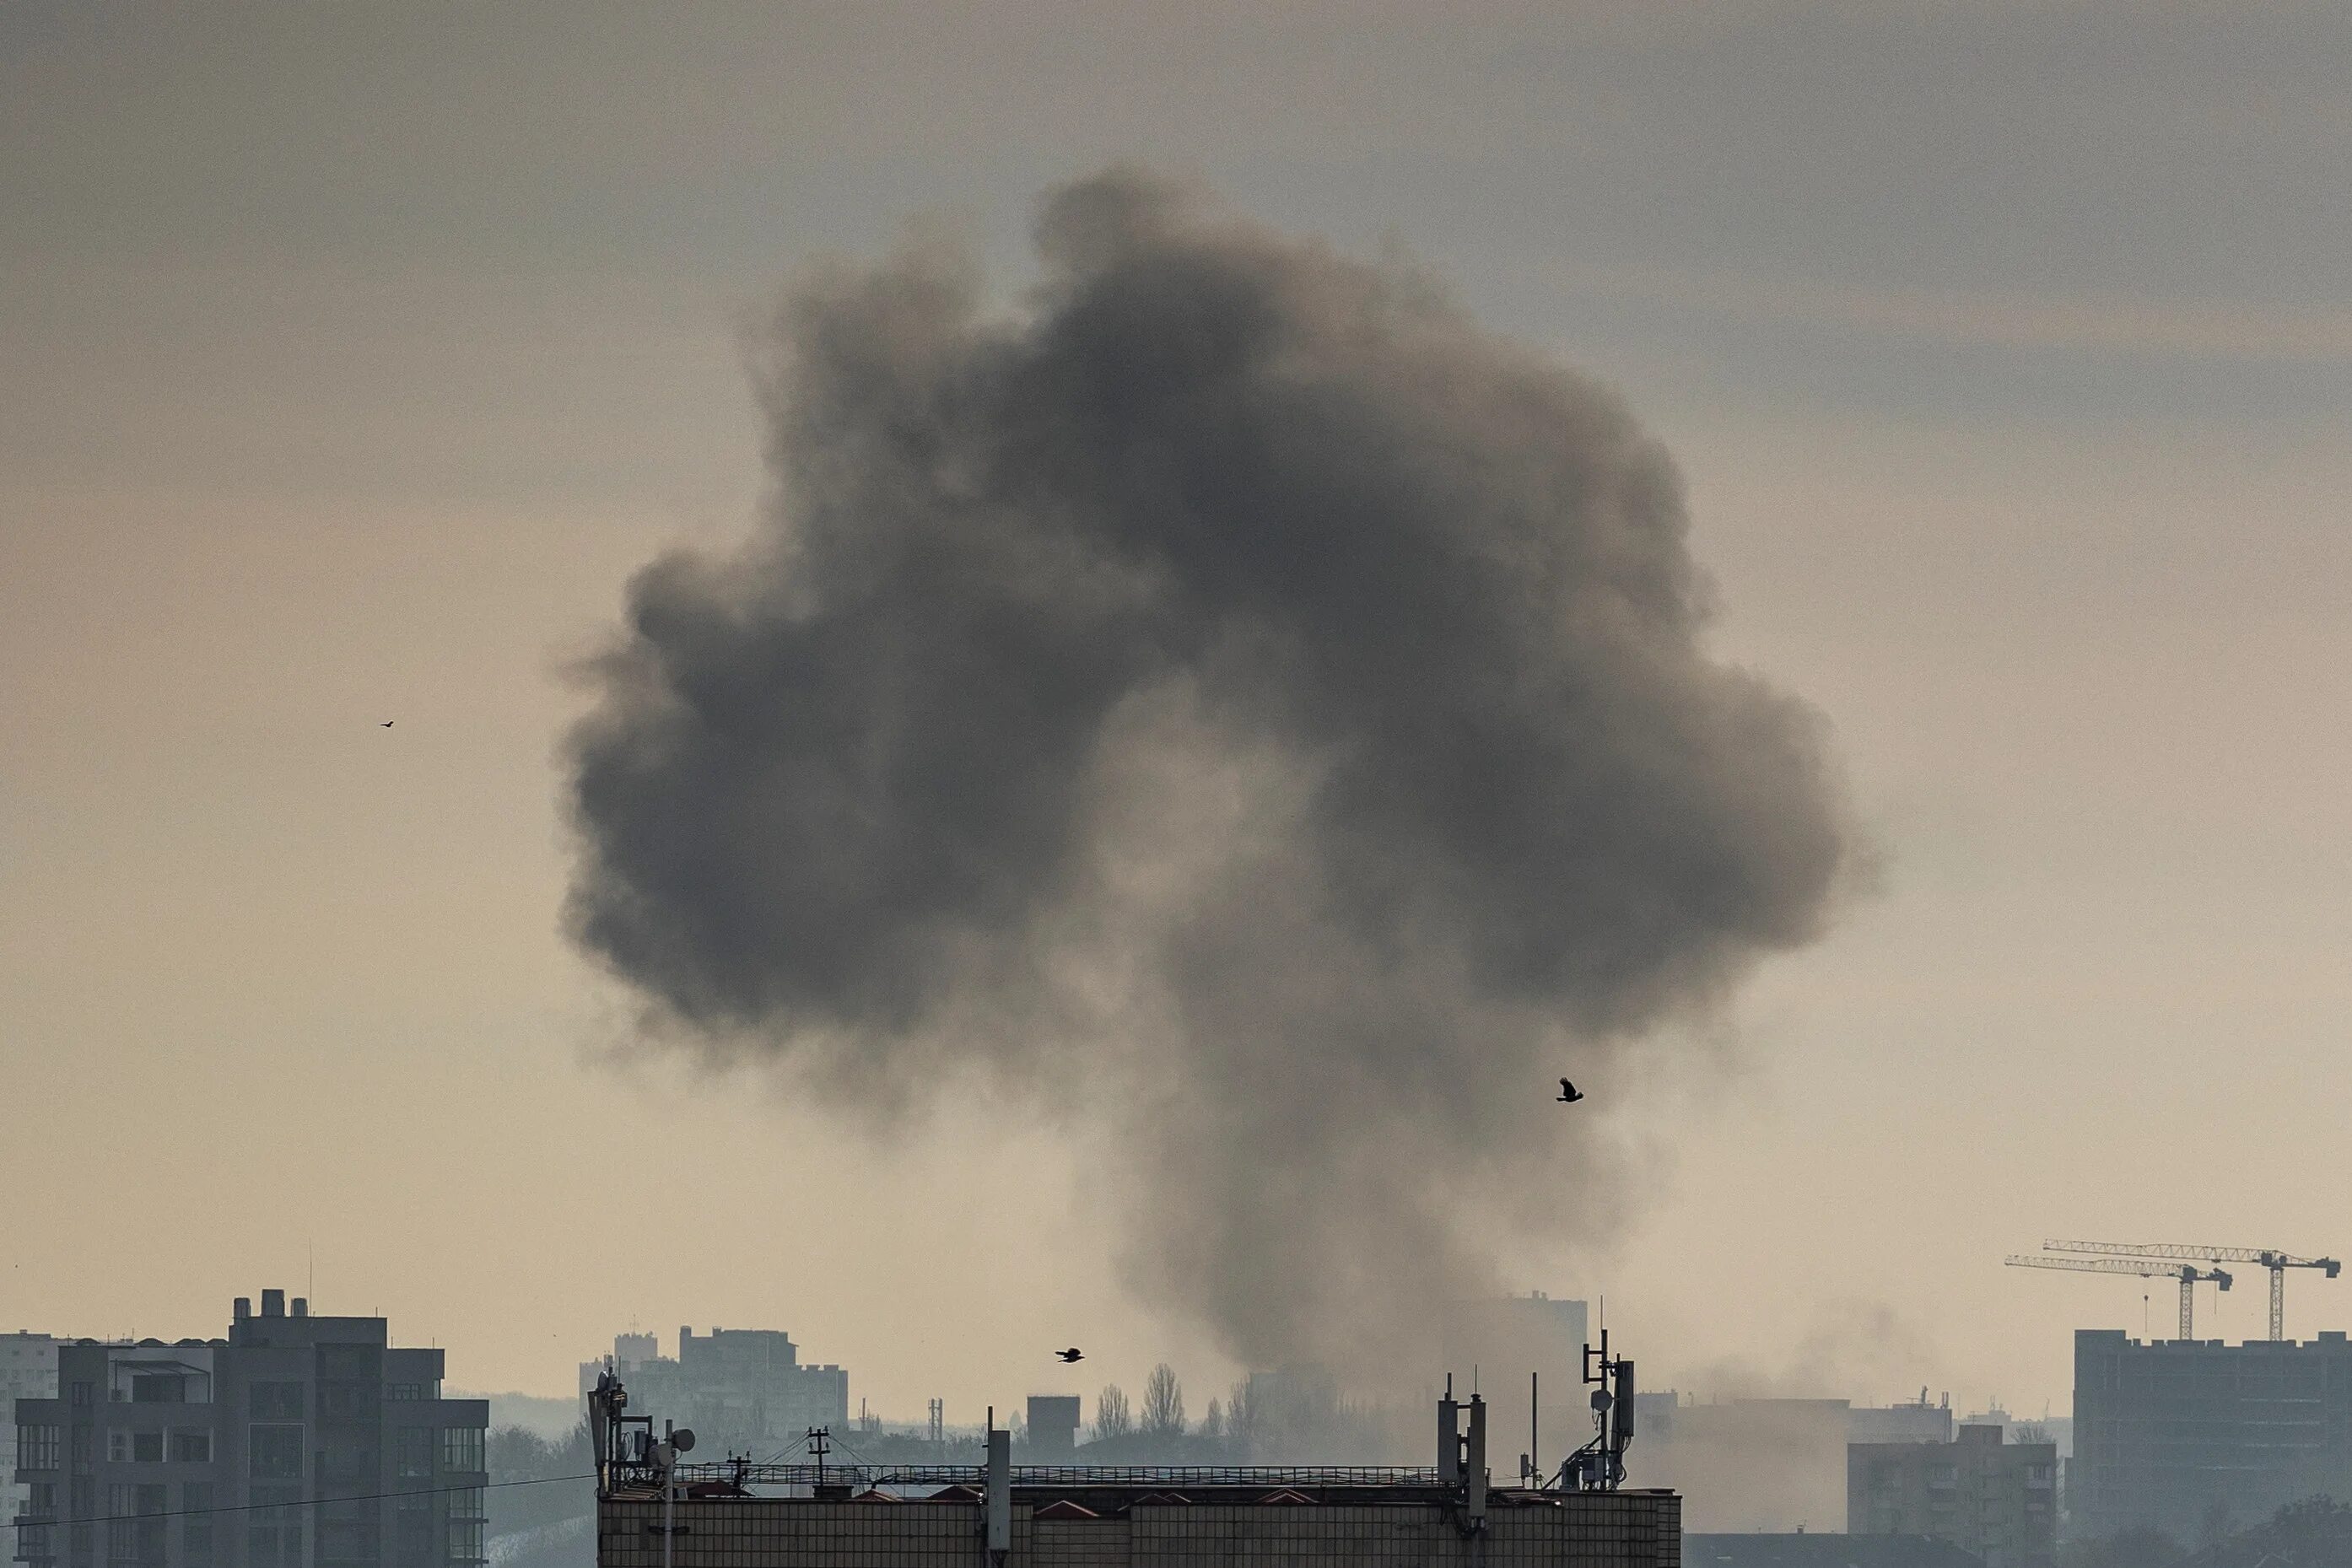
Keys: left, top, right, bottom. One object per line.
{"left": 4, "top": 0, "right": 2348, "bottom": 1443}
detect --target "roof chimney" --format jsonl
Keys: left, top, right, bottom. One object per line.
{"left": 291, "top": 1298, "right": 308, "bottom": 1318}
{"left": 233, "top": 1298, "right": 252, "bottom": 1323}
{"left": 261, "top": 1290, "right": 285, "bottom": 1318}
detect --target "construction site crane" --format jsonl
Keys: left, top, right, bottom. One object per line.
{"left": 2005, "top": 1255, "right": 2232, "bottom": 1339}
{"left": 2043, "top": 1241, "right": 2342, "bottom": 1341}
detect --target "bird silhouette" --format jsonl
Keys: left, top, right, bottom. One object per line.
{"left": 380, "top": 721, "right": 394, "bottom": 727}
{"left": 1055, "top": 1348, "right": 1084, "bottom": 1363}
{"left": 1556, "top": 1079, "right": 1584, "bottom": 1104}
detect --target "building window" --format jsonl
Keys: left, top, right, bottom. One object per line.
{"left": 246, "top": 1489, "right": 301, "bottom": 1568}
{"left": 70, "top": 1384, "right": 92, "bottom": 1409}
{"left": 129, "top": 1378, "right": 183, "bottom": 1406}
{"left": 169, "top": 1431, "right": 211, "bottom": 1463}
{"left": 30, "top": 1483, "right": 58, "bottom": 1515}
{"left": 320, "top": 1441, "right": 375, "bottom": 1488}
{"left": 393, "top": 1493, "right": 433, "bottom": 1565}
{"left": 446, "top": 1490, "right": 484, "bottom": 1523}
{"left": 249, "top": 1384, "right": 304, "bottom": 1420}
{"left": 394, "top": 1428, "right": 434, "bottom": 1479}
{"left": 318, "top": 1383, "right": 378, "bottom": 1422}
{"left": 130, "top": 1433, "right": 164, "bottom": 1464}
{"left": 70, "top": 1427, "right": 91, "bottom": 1470}
{"left": 181, "top": 1483, "right": 213, "bottom": 1563}
{"left": 319, "top": 1524, "right": 374, "bottom": 1564}
{"left": 247, "top": 1425, "right": 305, "bottom": 1482}
{"left": 67, "top": 1484, "right": 94, "bottom": 1568}
{"left": 437, "top": 1428, "right": 483, "bottom": 1475}
{"left": 107, "top": 1434, "right": 128, "bottom": 1464}
{"left": 102, "top": 1490, "right": 147, "bottom": 1568}
{"left": 445, "top": 1518, "right": 484, "bottom": 1565}
{"left": 385, "top": 1384, "right": 429, "bottom": 1402}
{"left": 18, "top": 1423, "right": 61, "bottom": 1470}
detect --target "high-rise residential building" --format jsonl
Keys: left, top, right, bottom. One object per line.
{"left": 1848, "top": 1423, "right": 2058, "bottom": 1568}
{"left": 11, "top": 1291, "right": 488, "bottom": 1568}
{"left": 575, "top": 1329, "right": 845, "bottom": 1455}
{"left": 3, "top": 1335, "right": 62, "bottom": 1551}
{"left": 2072, "top": 1328, "right": 2352, "bottom": 1542}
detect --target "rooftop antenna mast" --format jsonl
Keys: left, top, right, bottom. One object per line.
{"left": 1556, "top": 1325, "right": 1635, "bottom": 1491}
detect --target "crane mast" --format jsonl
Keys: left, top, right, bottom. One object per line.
{"left": 2004, "top": 1254, "right": 2232, "bottom": 1339}
{"left": 2042, "top": 1241, "right": 2341, "bottom": 1341}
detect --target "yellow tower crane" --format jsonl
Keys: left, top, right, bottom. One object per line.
{"left": 2004, "top": 1253, "right": 2232, "bottom": 1339}
{"left": 2042, "top": 1240, "right": 2341, "bottom": 1341}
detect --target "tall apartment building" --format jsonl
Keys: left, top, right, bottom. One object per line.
{"left": 2072, "top": 1328, "right": 2352, "bottom": 1541}
{"left": 575, "top": 1328, "right": 845, "bottom": 1455}
{"left": 1848, "top": 1423, "right": 2058, "bottom": 1568}
{"left": 3, "top": 1336, "right": 62, "bottom": 1549}
{"left": 11, "top": 1291, "right": 488, "bottom": 1568}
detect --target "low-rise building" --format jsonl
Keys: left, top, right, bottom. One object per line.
{"left": 1628, "top": 1399, "right": 1852, "bottom": 1534}
{"left": 1684, "top": 1537, "right": 1982, "bottom": 1568}
{"left": 589, "top": 1377, "right": 1676, "bottom": 1565}
{"left": 575, "top": 1329, "right": 846, "bottom": 1456}
{"left": 1848, "top": 1425, "right": 2055, "bottom": 1568}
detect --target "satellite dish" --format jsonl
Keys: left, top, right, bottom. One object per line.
{"left": 672, "top": 1428, "right": 696, "bottom": 1453}
{"left": 1590, "top": 1389, "right": 1614, "bottom": 1413}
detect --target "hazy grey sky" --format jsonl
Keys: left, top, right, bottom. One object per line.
{"left": 3, "top": 2, "right": 2348, "bottom": 1420}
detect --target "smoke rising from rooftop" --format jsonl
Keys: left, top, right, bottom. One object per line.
{"left": 564, "top": 169, "right": 1849, "bottom": 1376}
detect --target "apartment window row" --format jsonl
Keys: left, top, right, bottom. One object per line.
{"left": 438, "top": 1428, "right": 483, "bottom": 1475}
{"left": 100, "top": 1432, "right": 210, "bottom": 1465}
{"left": 17, "top": 1423, "right": 60, "bottom": 1471}
{"left": 100, "top": 1489, "right": 167, "bottom": 1568}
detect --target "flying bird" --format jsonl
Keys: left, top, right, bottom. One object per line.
{"left": 1556, "top": 1079, "right": 1584, "bottom": 1104}
{"left": 1055, "top": 1348, "right": 1084, "bottom": 1363}
{"left": 380, "top": 721, "right": 394, "bottom": 728}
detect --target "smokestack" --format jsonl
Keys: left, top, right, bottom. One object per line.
{"left": 563, "top": 168, "right": 1851, "bottom": 1377}
{"left": 261, "top": 1290, "right": 284, "bottom": 1318}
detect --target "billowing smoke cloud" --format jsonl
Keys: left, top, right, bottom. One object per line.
{"left": 564, "top": 170, "right": 1848, "bottom": 1377}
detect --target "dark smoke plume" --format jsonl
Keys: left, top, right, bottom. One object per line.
{"left": 565, "top": 170, "right": 1848, "bottom": 1376}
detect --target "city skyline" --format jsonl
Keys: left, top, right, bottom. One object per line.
{"left": 4, "top": 2, "right": 2349, "bottom": 1422}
